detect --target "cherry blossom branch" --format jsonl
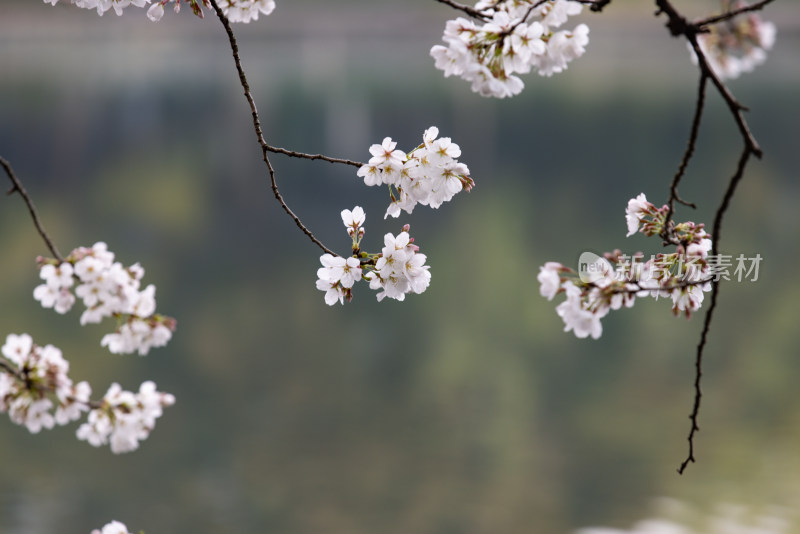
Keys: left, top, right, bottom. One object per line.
{"left": 0, "top": 353, "right": 104, "bottom": 410}
{"left": 0, "top": 358, "right": 22, "bottom": 381}
{"left": 694, "top": 0, "right": 775, "bottom": 28}
{"left": 656, "top": 0, "right": 761, "bottom": 155}
{"left": 207, "top": 0, "right": 337, "bottom": 257}
{"left": 677, "top": 148, "right": 751, "bottom": 474}
{"left": 510, "top": 1, "right": 549, "bottom": 34}
{"left": 266, "top": 146, "right": 363, "bottom": 168}
{"left": 654, "top": 0, "right": 765, "bottom": 473}
{"left": 685, "top": 35, "right": 761, "bottom": 156}
{"left": 609, "top": 276, "right": 713, "bottom": 295}
{"left": 2, "top": 156, "right": 64, "bottom": 263}
{"left": 434, "top": 0, "right": 491, "bottom": 20}
{"left": 661, "top": 72, "right": 706, "bottom": 243}
{"left": 575, "top": 0, "right": 613, "bottom": 13}
{"left": 439, "top": 0, "right": 613, "bottom": 30}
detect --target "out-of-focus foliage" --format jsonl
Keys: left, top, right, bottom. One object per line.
{"left": 1, "top": 2, "right": 799, "bottom": 533}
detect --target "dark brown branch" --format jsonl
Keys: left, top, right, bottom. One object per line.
{"left": 677, "top": 148, "right": 751, "bottom": 474}
{"left": 685, "top": 33, "right": 762, "bottom": 157}
{"left": 498, "top": 1, "right": 549, "bottom": 38}
{"left": 653, "top": 0, "right": 767, "bottom": 473}
{"left": 711, "top": 147, "right": 752, "bottom": 255}
{"left": 606, "top": 276, "right": 713, "bottom": 296}
{"left": 575, "top": 0, "right": 613, "bottom": 12}
{"left": 661, "top": 72, "right": 706, "bottom": 243}
{"left": 0, "top": 356, "right": 104, "bottom": 410}
{"left": 677, "top": 278, "right": 715, "bottom": 473}
{"left": 1, "top": 156, "right": 64, "bottom": 263}
{"left": 434, "top": 0, "right": 490, "bottom": 20}
{"left": 0, "top": 358, "right": 23, "bottom": 381}
{"left": 694, "top": 0, "right": 775, "bottom": 28}
{"left": 267, "top": 146, "right": 363, "bottom": 168}
{"left": 655, "top": 0, "right": 761, "bottom": 155}
{"left": 207, "top": 0, "right": 336, "bottom": 257}
{"left": 439, "top": 0, "right": 612, "bottom": 27}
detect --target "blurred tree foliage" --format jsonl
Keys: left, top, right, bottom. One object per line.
{"left": 1, "top": 2, "right": 799, "bottom": 533}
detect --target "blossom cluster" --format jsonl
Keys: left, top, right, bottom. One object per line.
{"left": 92, "top": 520, "right": 134, "bottom": 534}
{"left": 0, "top": 334, "right": 174, "bottom": 453}
{"left": 578, "top": 502, "right": 794, "bottom": 534}
{"left": 538, "top": 193, "right": 713, "bottom": 339}
{"left": 431, "top": 0, "right": 589, "bottom": 98}
{"left": 316, "top": 207, "right": 431, "bottom": 305}
{"left": 357, "top": 127, "right": 475, "bottom": 219}
{"left": 43, "top": 0, "right": 276, "bottom": 23}
{"left": 34, "top": 242, "right": 175, "bottom": 356}
{"left": 212, "top": 0, "right": 275, "bottom": 23}
{"left": 77, "top": 380, "right": 175, "bottom": 454}
{"left": 690, "top": 1, "right": 776, "bottom": 80}
{"left": 0, "top": 333, "right": 90, "bottom": 433}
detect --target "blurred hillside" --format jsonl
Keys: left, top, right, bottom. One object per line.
{"left": 1, "top": 1, "right": 799, "bottom": 533}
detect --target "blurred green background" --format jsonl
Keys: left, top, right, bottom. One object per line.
{"left": 1, "top": 1, "right": 799, "bottom": 532}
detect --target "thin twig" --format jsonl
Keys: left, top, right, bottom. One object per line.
{"left": 677, "top": 279, "right": 715, "bottom": 473}
{"left": 575, "top": 0, "right": 614, "bottom": 12}
{"left": 711, "top": 148, "right": 752, "bottom": 256}
{"left": 267, "top": 146, "right": 363, "bottom": 168}
{"left": 0, "top": 356, "right": 105, "bottom": 410}
{"left": 1, "top": 156, "right": 64, "bottom": 262}
{"left": 605, "top": 276, "right": 714, "bottom": 296}
{"left": 207, "top": 0, "right": 336, "bottom": 257}
{"left": 653, "top": 0, "right": 766, "bottom": 473}
{"left": 694, "top": 0, "right": 775, "bottom": 28}
{"left": 677, "top": 147, "right": 751, "bottom": 474}
{"left": 434, "top": 0, "right": 491, "bottom": 20}
{"left": 0, "top": 359, "right": 23, "bottom": 381}
{"left": 661, "top": 72, "right": 706, "bottom": 242}
{"left": 685, "top": 32, "right": 762, "bottom": 157}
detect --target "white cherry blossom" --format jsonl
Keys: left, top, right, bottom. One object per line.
{"left": 625, "top": 193, "right": 651, "bottom": 237}
{"left": 34, "top": 243, "right": 176, "bottom": 355}
{"left": 358, "top": 128, "right": 474, "bottom": 218}
{"left": 91, "top": 520, "right": 133, "bottom": 534}
{"left": 431, "top": 1, "right": 588, "bottom": 98}
{"left": 537, "top": 262, "right": 563, "bottom": 300}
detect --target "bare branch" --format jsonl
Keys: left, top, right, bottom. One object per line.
{"left": 0, "top": 358, "right": 23, "bottom": 381}
{"left": 678, "top": 147, "right": 752, "bottom": 474}
{"left": 694, "top": 0, "right": 776, "bottom": 28}
{"left": 661, "top": 72, "right": 706, "bottom": 244}
{"left": 685, "top": 33, "right": 762, "bottom": 157}
{"left": 0, "top": 355, "right": 104, "bottom": 410}
{"left": 653, "top": 0, "right": 767, "bottom": 473}
{"left": 207, "top": 0, "right": 337, "bottom": 257}
{"left": 267, "top": 146, "right": 363, "bottom": 168}
{"left": 434, "top": 0, "right": 491, "bottom": 20}
{"left": 1, "top": 156, "right": 64, "bottom": 263}
{"left": 677, "top": 279, "right": 715, "bottom": 474}
{"left": 669, "top": 73, "right": 706, "bottom": 213}
{"left": 575, "top": 0, "right": 614, "bottom": 12}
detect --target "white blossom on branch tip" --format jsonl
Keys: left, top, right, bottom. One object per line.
{"left": 91, "top": 520, "right": 133, "bottom": 534}
{"left": 45, "top": 0, "right": 277, "bottom": 23}
{"left": 315, "top": 212, "right": 431, "bottom": 305}
{"left": 357, "top": 128, "right": 475, "bottom": 219}
{"left": 431, "top": 1, "right": 589, "bottom": 98}
{"left": 76, "top": 381, "right": 175, "bottom": 454}
{"left": 625, "top": 192, "right": 651, "bottom": 237}
{"left": 34, "top": 242, "right": 176, "bottom": 356}
{"left": 1, "top": 334, "right": 175, "bottom": 451}
{"left": 689, "top": 2, "right": 776, "bottom": 81}
{"left": 0, "top": 334, "right": 90, "bottom": 433}
{"left": 539, "top": 194, "right": 715, "bottom": 339}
